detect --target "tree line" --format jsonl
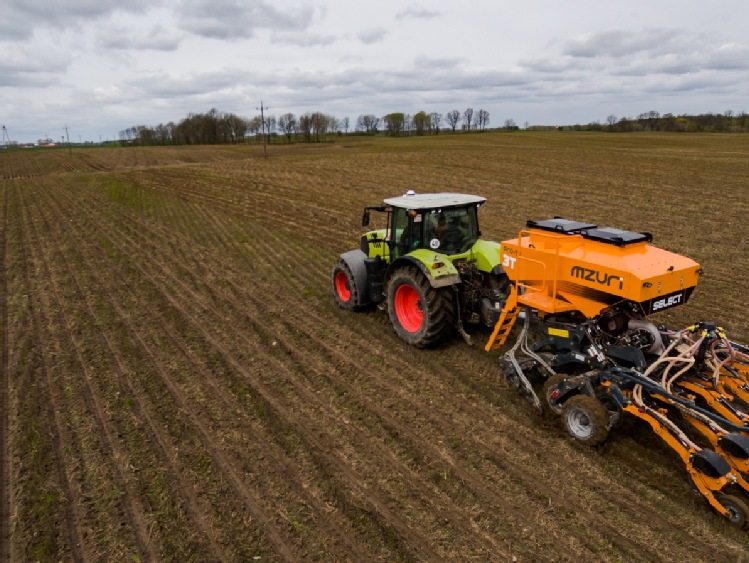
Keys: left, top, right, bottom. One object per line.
{"left": 119, "top": 107, "right": 493, "bottom": 146}
{"left": 118, "top": 107, "right": 749, "bottom": 147}
{"left": 563, "top": 110, "right": 749, "bottom": 133}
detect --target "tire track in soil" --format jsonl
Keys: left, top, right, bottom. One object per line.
{"left": 187, "top": 176, "right": 736, "bottom": 556}
{"left": 42, "top": 186, "right": 340, "bottom": 561}
{"left": 138, "top": 181, "right": 743, "bottom": 559}
{"left": 66, "top": 179, "right": 446, "bottom": 559}
{"left": 126, "top": 167, "right": 346, "bottom": 249}
{"left": 11, "top": 182, "right": 86, "bottom": 560}
{"left": 57, "top": 167, "right": 744, "bottom": 560}
{"left": 92, "top": 186, "right": 389, "bottom": 558}
{"left": 40, "top": 184, "right": 306, "bottom": 560}
{"left": 98, "top": 171, "right": 744, "bottom": 560}
{"left": 202, "top": 250, "right": 672, "bottom": 558}
{"left": 86, "top": 180, "right": 485, "bottom": 548}
{"left": 25, "top": 187, "right": 223, "bottom": 561}
{"left": 20, "top": 182, "right": 154, "bottom": 559}
{"left": 109, "top": 231, "right": 498, "bottom": 559}
{"left": 73, "top": 177, "right": 583, "bottom": 557}
{"left": 0, "top": 184, "right": 10, "bottom": 563}
{"left": 83, "top": 173, "right": 692, "bottom": 559}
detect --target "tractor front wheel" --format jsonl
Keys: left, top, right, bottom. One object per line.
{"left": 386, "top": 266, "right": 453, "bottom": 348}
{"left": 332, "top": 259, "right": 360, "bottom": 310}
{"left": 561, "top": 395, "right": 610, "bottom": 446}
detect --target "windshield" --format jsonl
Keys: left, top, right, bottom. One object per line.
{"left": 425, "top": 206, "right": 478, "bottom": 254}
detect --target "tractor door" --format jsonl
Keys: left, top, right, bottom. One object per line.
{"left": 391, "top": 207, "right": 424, "bottom": 257}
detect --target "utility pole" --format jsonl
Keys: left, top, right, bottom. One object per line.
{"left": 64, "top": 124, "right": 72, "bottom": 155}
{"left": 257, "top": 101, "right": 268, "bottom": 159}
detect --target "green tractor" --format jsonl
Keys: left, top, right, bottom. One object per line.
{"left": 332, "top": 191, "right": 509, "bottom": 347}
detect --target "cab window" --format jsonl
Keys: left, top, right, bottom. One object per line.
{"left": 392, "top": 208, "right": 423, "bottom": 257}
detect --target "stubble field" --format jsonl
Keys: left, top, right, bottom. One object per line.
{"left": 1, "top": 132, "right": 749, "bottom": 561}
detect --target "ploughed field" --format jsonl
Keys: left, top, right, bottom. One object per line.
{"left": 2, "top": 133, "right": 749, "bottom": 561}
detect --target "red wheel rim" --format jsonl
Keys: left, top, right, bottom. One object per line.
{"left": 334, "top": 271, "right": 351, "bottom": 301}
{"left": 394, "top": 284, "right": 423, "bottom": 333}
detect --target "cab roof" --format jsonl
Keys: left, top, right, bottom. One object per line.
{"left": 382, "top": 191, "right": 486, "bottom": 210}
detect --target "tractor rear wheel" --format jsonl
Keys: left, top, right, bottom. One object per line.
{"left": 386, "top": 266, "right": 453, "bottom": 348}
{"left": 332, "top": 258, "right": 360, "bottom": 310}
{"left": 717, "top": 494, "right": 749, "bottom": 530}
{"left": 561, "top": 394, "right": 610, "bottom": 446}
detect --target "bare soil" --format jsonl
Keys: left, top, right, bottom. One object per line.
{"left": 2, "top": 134, "right": 749, "bottom": 561}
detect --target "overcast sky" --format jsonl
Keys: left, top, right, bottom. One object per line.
{"left": 2, "top": 0, "right": 748, "bottom": 143}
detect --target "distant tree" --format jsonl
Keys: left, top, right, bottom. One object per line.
{"left": 265, "top": 115, "right": 277, "bottom": 137}
{"left": 524, "top": 120, "right": 529, "bottom": 130}
{"left": 136, "top": 125, "right": 155, "bottom": 145}
{"left": 463, "top": 108, "right": 474, "bottom": 131}
{"left": 446, "top": 110, "right": 461, "bottom": 133}
{"left": 154, "top": 123, "right": 172, "bottom": 145}
{"left": 247, "top": 115, "right": 264, "bottom": 141}
{"left": 340, "top": 116, "right": 350, "bottom": 134}
{"left": 383, "top": 112, "right": 406, "bottom": 136}
{"left": 476, "top": 109, "right": 490, "bottom": 131}
{"left": 311, "top": 112, "right": 336, "bottom": 141}
{"left": 503, "top": 118, "right": 516, "bottom": 130}
{"left": 606, "top": 114, "right": 617, "bottom": 131}
{"left": 298, "top": 112, "right": 336, "bottom": 142}
{"left": 412, "top": 111, "right": 431, "bottom": 136}
{"left": 618, "top": 116, "right": 635, "bottom": 132}
{"left": 299, "top": 114, "right": 313, "bottom": 141}
{"left": 356, "top": 114, "right": 380, "bottom": 134}
{"left": 429, "top": 112, "right": 442, "bottom": 134}
{"left": 278, "top": 113, "right": 298, "bottom": 141}
{"left": 738, "top": 111, "right": 749, "bottom": 132}
{"left": 223, "top": 112, "right": 248, "bottom": 144}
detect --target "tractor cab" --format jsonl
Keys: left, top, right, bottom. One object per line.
{"left": 334, "top": 190, "right": 506, "bottom": 347}
{"left": 362, "top": 191, "right": 485, "bottom": 260}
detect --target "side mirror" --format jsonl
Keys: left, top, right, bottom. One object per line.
{"left": 362, "top": 209, "right": 370, "bottom": 227}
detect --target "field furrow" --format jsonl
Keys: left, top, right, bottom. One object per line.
{"left": 0, "top": 183, "right": 9, "bottom": 563}
{"left": 57, "top": 177, "right": 446, "bottom": 559}
{"left": 3, "top": 135, "right": 749, "bottom": 561}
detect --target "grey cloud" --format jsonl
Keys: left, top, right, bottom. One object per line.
{"left": 0, "top": 0, "right": 152, "bottom": 40}
{"left": 0, "top": 44, "right": 68, "bottom": 87}
{"left": 357, "top": 28, "right": 388, "bottom": 44}
{"left": 413, "top": 55, "right": 465, "bottom": 70}
{"left": 396, "top": 4, "right": 441, "bottom": 19}
{"left": 125, "top": 69, "right": 243, "bottom": 99}
{"left": 270, "top": 30, "right": 336, "bottom": 47}
{"left": 562, "top": 28, "right": 691, "bottom": 59}
{"left": 705, "top": 44, "right": 749, "bottom": 70}
{"left": 96, "top": 25, "right": 182, "bottom": 51}
{"left": 524, "top": 28, "right": 749, "bottom": 90}
{"left": 176, "top": 0, "right": 314, "bottom": 40}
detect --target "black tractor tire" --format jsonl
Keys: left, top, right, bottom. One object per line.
{"left": 542, "top": 373, "right": 569, "bottom": 416}
{"left": 717, "top": 494, "right": 749, "bottom": 530}
{"left": 561, "top": 394, "right": 610, "bottom": 446}
{"left": 332, "top": 258, "right": 360, "bottom": 310}
{"left": 386, "top": 266, "right": 454, "bottom": 348}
